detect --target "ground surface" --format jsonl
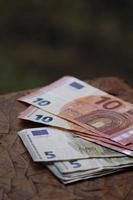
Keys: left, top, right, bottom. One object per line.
{"left": 0, "top": 77, "right": 133, "bottom": 200}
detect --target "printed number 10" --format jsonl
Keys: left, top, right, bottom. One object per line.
{"left": 33, "top": 98, "right": 51, "bottom": 106}
{"left": 95, "top": 96, "right": 122, "bottom": 109}
{"left": 35, "top": 115, "right": 53, "bottom": 123}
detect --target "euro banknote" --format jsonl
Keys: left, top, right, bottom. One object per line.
{"left": 17, "top": 76, "right": 133, "bottom": 184}
{"left": 18, "top": 76, "right": 133, "bottom": 147}
{"left": 54, "top": 156, "right": 133, "bottom": 173}
{"left": 47, "top": 164, "right": 129, "bottom": 184}
{"left": 18, "top": 105, "right": 97, "bottom": 136}
{"left": 18, "top": 127, "right": 91, "bottom": 162}
{"left": 18, "top": 105, "right": 133, "bottom": 157}
{"left": 19, "top": 105, "right": 125, "bottom": 148}
{"left": 47, "top": 158, "right": 133, "bottom": 184}
{"left": 18, "top": 128, "right": 133, "bottom": 184}
{"left": 18, "top": 127, "right": 125, "bottom": 162}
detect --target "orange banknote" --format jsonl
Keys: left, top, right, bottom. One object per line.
{"left": 18, "top": 76, "right": 133, "bottom": 148}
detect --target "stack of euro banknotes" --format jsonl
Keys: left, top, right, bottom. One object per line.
{"left": 18, "top": 76, "right": 133, "bottom": 184}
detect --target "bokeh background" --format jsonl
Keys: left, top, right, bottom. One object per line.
{"left": 0, "top": 0, "right": 133, "bottom": 93}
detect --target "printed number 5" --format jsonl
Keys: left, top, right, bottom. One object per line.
{"left": 70, "top": 160, "right": 81, "bottom": 168}
{"left": 44, "top": 151, "right": 56, "bottom": 159}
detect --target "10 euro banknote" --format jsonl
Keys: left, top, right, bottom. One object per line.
{"left": 18, "top": 76, "right": 133, "bottom": 148}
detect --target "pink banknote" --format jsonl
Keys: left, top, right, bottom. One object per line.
{"left": 18, "top": 76, "right": 133, "bottom": 147}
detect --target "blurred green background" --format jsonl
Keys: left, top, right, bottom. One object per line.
{"left": 0, "top": 0, "right": 133, "bottom": 93}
